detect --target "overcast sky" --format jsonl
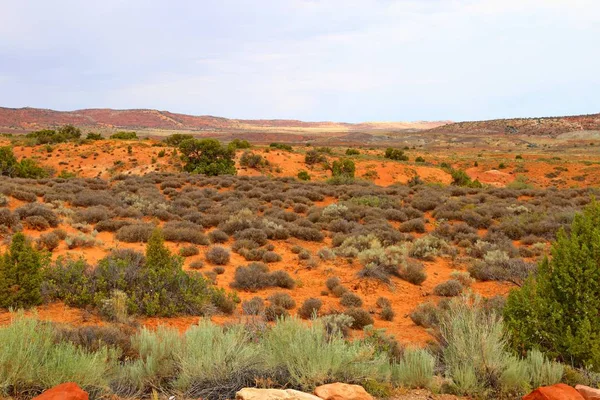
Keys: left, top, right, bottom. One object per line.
{"left": 0, "top": 0, "right": 598, "bottom": 122}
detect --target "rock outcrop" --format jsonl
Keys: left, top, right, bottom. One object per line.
{"left": 236, "top": 388, "right": 321, "bottom": 400}
{"left": 575, "top": 385, "right": 600, "bottom": 400}
{"left": 32, "top": 383, "right": 88, "bottom": 400}
{"left": 314, "top": 383, "right": 374, "bottom": 400}
{"left": 523, "top": 383, "right": 585, "bottom": 400}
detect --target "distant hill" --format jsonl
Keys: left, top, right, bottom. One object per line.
{"left": 425, "top": 113, "right": 600, "bottom": 137}
{"left": 0, "top": 107, "right": 448, "bottom": 133}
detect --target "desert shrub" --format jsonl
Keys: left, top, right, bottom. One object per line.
{"left": 0, "top": 233, "right": 43, "bottom": 308}
{"left": 400, "top": 260, "right": 427, "bottom": 285}
{"left": 297, "top": 298, "right": 323, "bottom": 319}
{"left": 380, "top": 306, "right": 395, "bottom": 321}
{"left": 393, "top": 348, "right": 435, "bottom": 388}
{"left": 450, "top": 271, "right": 474, "bottom": 287}
{"left": 110, "top": 131, "right": 137, "bottom": 140}
{"left": 65, "top": 233, "right": 99, "bottom": 249}
{"left": 0, "top": 208, "right": 18, "bottom": 229}
{"left": 297, "top": 249, "right": 311, "bottom": 260}
{"left": 409, "top": 302, "right": 440, "bottom": 328}
{"left": 179, "top": 245, "right": 199, "bottom": 257}
{"left": 231, "top": 262, "right": 295, "bottom": 291}
{"left": 433, "top": 280, "right": 463, "bottom": 297}
{"left": 240, "top": 151, "right": 268, "bottom": 169}
{"left": 115, "top": 223, "right": 155, "bottom": 242}
{"left": 164, "top": 133, "right": 194, "bottom": 147}
{"left": 504, "top": 201, "right": 600, "bottom": 370}
{"left": 179, "top": 138, "right": 236, "bottom": 176}
{"left": 398, "top": 218, "right": 425, "bottom": 233}
{"left": 265, "top": 304, "right": 289, "bottom": 321}
{"left": 340, "top": 292, "right": 363, "bottom": 307}
{"left": 262, "top": 251, "right": 282, "bottom": 263}
{"left": 304, "top": 150, "right": 327, "bottom": 165}
{"left": 95, "top": 219, "right": 132, "bottom": 232}
{"left": 468, "top": 252, "right": 535, "bottom": 286}
{"left": 269, "top": 143, "right": 292, "bottom": 151}
{"left": 24, "top": 215, "right": 50, "bottom": 230}
{"left": 75, "top": 206, "right": 110, "bottom": 224}
{"left": 297, "top": 170, "right": 311, "bottom": 181}
{"left": 36, "top": 231, "right": 61, "bottom": 251}
{"left": 163, "top": 221, "right": 209, "bottom": 244}
{"left": 331, "top": 159, "right": 355, "bottom": 178}
{"left": 376, "top": 297, "right": 391, "bottom": 308}
{"left": 208, "top": 229, "right": 229, "bottom": 243}
{"left": 206, "top": 246, "right": 230, "bottom": 265}
{"left": 15, "top": 203, "right": 59, "bottom": 227}
{"left": 384, "top": 148, "right": 408, "bottom": 161}
{"left": 189, "top": 260, "right": 204, "bottom": 269}
{"left": 325, "top": 276, "right": 341, "bottom": 291}
{"left": 289, "top": 226, "right": 324, "bottom": 242}
{"left": 12, "top": 189, "right": 37, "bottom": 202}
{"left": 345, "top": 308, "right": 374, "bottom": 329}
{"left": 317, "top": 247, "right": 336, "bottom": 261}
{"left": 241, "top": 297, "right": 265, "bottom": 315}
{"left": 330, "top": 285, "right": 348, "bottom": 298}
{"left": 409, "top": 235, "right": 449, "bottom": 260}
{"left": 234, "top": 228, "right": 268, "bottom": 246}
{"left": 268, "top": 292, "right": 296, "bottom": 310}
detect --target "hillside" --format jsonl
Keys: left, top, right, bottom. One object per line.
{"left": 0, "top": 107, "right": 448, "bottom": 133}
{"left": 425, "top": 112, "right": 600, "bottom": 137}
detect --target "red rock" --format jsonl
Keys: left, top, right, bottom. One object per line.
{"left": 314, "top": 383, "right": 373, "bottom": 400}
{"left": 523, "top": 384, "right": 584, "bottom": 400}
{"left": 576, "top": 385, "right": 600, "bottom": 400}
{"left": 32, "top": 383, "right": 89, "bottom": 400}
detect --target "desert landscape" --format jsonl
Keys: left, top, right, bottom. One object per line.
{"left": 0, "top": 110, "right": 599, "bottom": 399}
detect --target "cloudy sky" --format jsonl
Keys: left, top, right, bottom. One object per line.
{"left": 0, "top": 0, "right": 598, "bottom": 122}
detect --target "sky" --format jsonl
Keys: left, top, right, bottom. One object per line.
{"left": 0, "top": 0, "right": 599, "bottom": 122}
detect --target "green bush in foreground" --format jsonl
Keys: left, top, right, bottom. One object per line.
{"left": 0, "top": 233, "right": 43, "bottom": 308}
{"left": 504, "top": 201, "right": 600, "bottom": 371}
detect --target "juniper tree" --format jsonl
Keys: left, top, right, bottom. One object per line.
{"left": 504, "top": 200, "right": 600, "bottom": 370}
{"left": 0, "top": 233, "right": 43, "bottom": 308}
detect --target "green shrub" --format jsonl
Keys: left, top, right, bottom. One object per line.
{"left": 179, "top": 245, "right": 199, "bottom": 257}
{"left": 110, "top": 131, "right": 138, "bottom": 140}
{"left": 231, "top": 262, "right": 294, "bottom": 291}
{"left": 86, "top": 132, "right": 103, "bottom": 140}
{"left": 331, "top": 159, "right": 355, "bottom": 178}
{"left": 269, "top": 143, "right": 292, "bottom": 151}
{"left": 340, "top": 292, "right": 363, "bottom": 307}
{"left": 268, "top": 292, "right": 296, "bottom": 310}
{"left": 504, "top": 201, "right": 600, "bottom": 371}
{"left": 304, "top": 150, "right": 327, "bottom": 165}
{"left": 179, "top": 138, "right": 236, "bottom": 176}
{"left": 384, "top": 148, "right": 408, "bottom": 161}
{"left": 393, "top": 348, "right": 435, "bottom": 388}
{"left": 240, "top": 151, "right": 268, "bottom": 169}
{"left": 0, "top": 233, "right": 43, "bottom": 308}
{"left": 345, "top": 148, "right": 360, "bottom": 156}
{"left": 297, "top": 170, "right": 311, "bottom": 181}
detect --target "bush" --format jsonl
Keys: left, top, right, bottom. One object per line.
{"left": 345, "top": 148, "right": 360, "bottom": 156}
{"left": 504, "top": 201, "right": 600, "bottom": 371}
{"left": 265, "top": 304, "right": 289, "bottom": 321}
{"left": 384, "top": 148, "right": 408, "bottom": 161}
{"left": 409, "top": 303, "right": 439, "bottom": 328}
{"left": 433, "top": 280, "right": 463, "bottom": 297}
{"left": 240, "top": 151, "right": 268, "bottom": 169}
{"left": 163, "top": 221, "right": 209, "bottom": 244}
{"left": 398, "top": 218, "right": 425, "bottom": 233}
{"left": 0, "top": 233, "right": 43, "bottom": 308}
{"left": 380, "top": 306, "right": 395, "bottom": 321}
{"left": 393, "top": 348, "right": 435, "bottom": 388}
{"left": 304, "top": 150, "right": 327, "bottom": 165}
{"left": 115, "top": 223, "right": 155, "bottom": 243}
{"left": 400, "top": 260, "right": 427, "bottom": 285}
{"left": 325, "top": 276, "right": 341, "bottom": 291}
{"left": 340, "top": 292, "right": 363, "bottom": 307}
{"left": 331, "top": 159, "right": 355, "bottom": 178}
{"left": 179, "top": 138, "right": 236, "bottom": 176}
{"left": 242, "top": 297, "right": 265, "bottom": 315}
{"left": 268, "top": 292, "right": 296, "bottom": 310}
{"left": 231, "top": 262, "right": 295, "bottom": 291}
{"left": 206, "top": 246, "right": 230, "bottom": 265}
{"left": 110, "top": 131, "right": 138, "bottom": 140}
{"left": 345, "top": 308, "right": 374, "bottom": 329}
{"left": 36, "top": 232, "right": 61, "bottom": 251}
{"left": 208, "top": 229, "right": 229, "bottom": 243}
{"left": 179, "top": 245, "right": 199, "bottom": 257}
{"left": 297, "top": 170, "right": 311, "bottom": 181}
{"left": 297, "top": 298, "right": 323, "bottom": 319}
{"left": 24, "top": 215, "right": 50, "bottom": 231}
{"left": 262, "top": 251, "right": 282, "bottom": 263}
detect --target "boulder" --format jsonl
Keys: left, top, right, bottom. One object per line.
{"left": 314, "top": 383, "right": 373, "bottom": 400}
{"left": 576, "top": 385, "right": 600, "bottom": 400}
{"left": 32, "top": 383, "right": 88, "bottom": 400}
{"left": 523, "top": 384, "right": 584, "bottom": 400}
{"left": 236, "top": 388, "right": 321, "bottom": 400}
